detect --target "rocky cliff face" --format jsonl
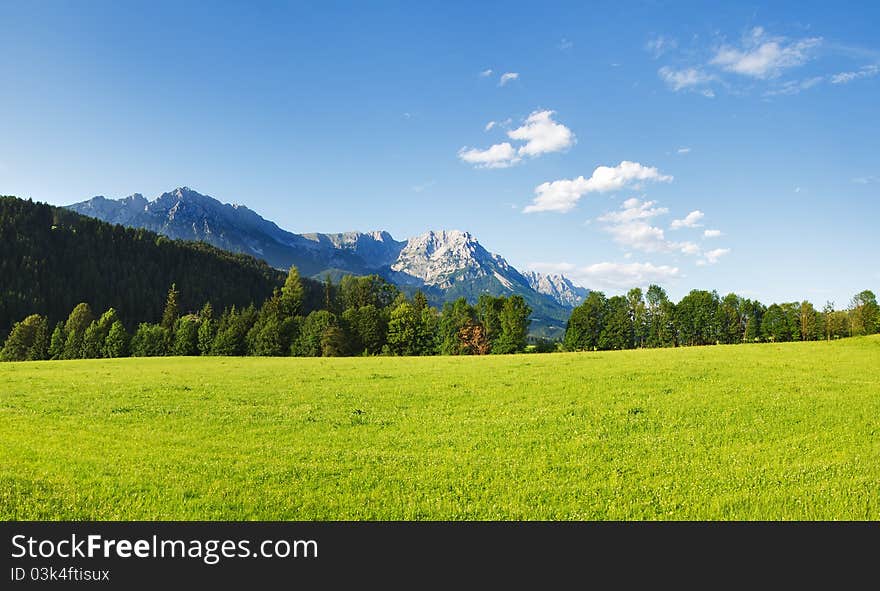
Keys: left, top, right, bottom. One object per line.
{"left": 523, "top": 270, "right": 590, "bottom": 307}
{"left": 389, "top": 230, "right": 527, "bottom": 289}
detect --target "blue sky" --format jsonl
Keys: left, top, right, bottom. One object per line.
{"left": 1, "top": 1, "right": 878, "bottom": 305}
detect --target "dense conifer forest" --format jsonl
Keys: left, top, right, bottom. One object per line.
{"left": 0, "top": 196, "right": 306, "bottom": 336}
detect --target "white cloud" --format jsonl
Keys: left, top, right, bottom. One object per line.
{"left": 853, "top": 175, "right": 879, "bottom": 184}
{"left": 597, "top": 198, "right": 702, "bottom": 256}
{"left": 710, "top": 27, "right": 821, "bottom": 79}
{"left": 457, "top": 142, "right": 520, "bottom": 169}
{"left": 703, "top": 229, "right": 723, "bottom": 238}
{"left": 507, "top": 110, "right": 575, "bottom": 157}
{"left": 678, "top": 241, "right": 701, "bottom": 255}
{"left": 764, "top": 76, "right": 824, "bottom": 96}
{"left": 830, "top": 64, "right": 879, "bottom": 84}
{"left": 670, "top": 210, "right": 704, "bottom": 229}
{"left": 499, "top": 72, "right": 519, "bottom": 86}
{"left": 558, "top": 38, "right": 573, "bottom": 51}
{"left": 596, "top": 197, "right": 668, "bottom": 224}
{"left": 567, "top": 261, "right": 681, "bottom": 290}
{"left": 658, "top": 66, "right": 716, "bottom": 91}
{"left": 677, "top": 147, "right": 691, "bottom": 154}
{"left": 480, "top": 69, "right": 494, "bottom": 77}
{"left": 698, "top": 248, "right": 731, "bottom": 265}
{"left": 523, "top": 161, "right": 673, "bottom": 213}
{"left": 646, "top": 35, "right": 677, "bottom": 59}
{"left": 461, "top": 111, "right": 573, "bottom": 169}
{"left": 604, "top": 220, "right": 671, "bottom": 253}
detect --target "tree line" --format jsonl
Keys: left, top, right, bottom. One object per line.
{"left": 0, "top": 267, "right": 534, "bottom": 361}
{"left": 564, "top": 285, "right": 880, "bottom": 351}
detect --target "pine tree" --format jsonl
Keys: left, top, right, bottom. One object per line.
{"left": 197, "top": 317, "right": 216, "bottom": 355}
{"left": 322, "top": 275, "right": 336, "bottom": 313}
{"left": 161, "top": 283, "right": 180, "bottom": 330}
{"left": 413, "top": 290, "right": 428, "bottom": 312}
{"left": 172, "top": 316, "right": 200, "bottom": 356}
{"left": 210, "top": 306, "right": 256, "bottom": 356}
{"left": 81, "top": 321, "right": 104, "bottom": 358}
{"left": 48, "top": 322, "right": 66, "bottom": 360}
{"left": 97, "top": 308, "right": 120, "bottom": 334}
{"left": 320, "top": 325, "right": 348, "bottom": 357}
{"left": 280, "top": 266, "right": 304, "bottom": 317}
{"left": 28, "top": 315, "right": 49, "bottom": 361}
{"left": 197, "top": 302, "right": 216, "bottom": 355}
{"left": 62, "top": 303, "right": 94, "bottom": 359}
{"left": 130, "top": 323, "right": 170, "bottom": 357}
{"left": 103, "top": 320, "right": 129, "bottom": 358}
{"left": 1, "top": 314, "right": 49, "bottom": 361}
{"left": 292, "top": 310, "right": 336, "bottom": 357}
{"left": 248, "top": 315, "right": 284, "bottom": 356}
{"left": 342, "top": 305, "right": 386, "bottom": 355}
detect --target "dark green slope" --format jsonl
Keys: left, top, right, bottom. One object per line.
{"left": 0, "top": 196, "right": 310, "bottom": 335}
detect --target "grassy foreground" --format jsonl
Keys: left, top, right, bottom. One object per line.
{"left": 1, "top": 336, "right": 878, "bottom": 520}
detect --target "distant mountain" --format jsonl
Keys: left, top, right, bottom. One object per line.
{"left": 68, "top": 188, "right": 371, "bottom": 277}
{"left": 523, "top": 271, "right": 590, "bottom": 307}
{"left": 67, "top": 187, "right": 585, "bottom": 337}
{"left": 300, "top": 230, "right": 406, "bottom": 274}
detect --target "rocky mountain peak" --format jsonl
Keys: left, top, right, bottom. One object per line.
{"left": 523, "top": 270, "right": 589, "bottom": 307}
{"left": 391, "top": 229, "right": 514, "bottom": 288}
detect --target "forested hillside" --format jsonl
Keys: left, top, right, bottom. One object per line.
{"left": 0, "top": 196, "right": 319, "bottom": 337}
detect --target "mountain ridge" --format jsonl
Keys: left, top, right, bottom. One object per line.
{"left": 523, "top": 270, "right": 590, "bottom": 307}
{"left": 67, "top": 187, "right": 589, "bottom": 336}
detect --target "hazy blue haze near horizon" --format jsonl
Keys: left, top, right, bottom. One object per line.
{"left": 1, "top": 1, "right": 878, "bottom": 305}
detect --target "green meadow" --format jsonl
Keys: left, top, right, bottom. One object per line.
{"left": 1, "top": 336, "right": 878, "bottom": 520}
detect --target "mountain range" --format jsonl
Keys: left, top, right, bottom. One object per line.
{"left": 67, "top": 187, "right": 589, "bottom": 337}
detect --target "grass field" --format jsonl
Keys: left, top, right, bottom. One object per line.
{"left": 1, "top": 336, "right": 879, "bottom": 520}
